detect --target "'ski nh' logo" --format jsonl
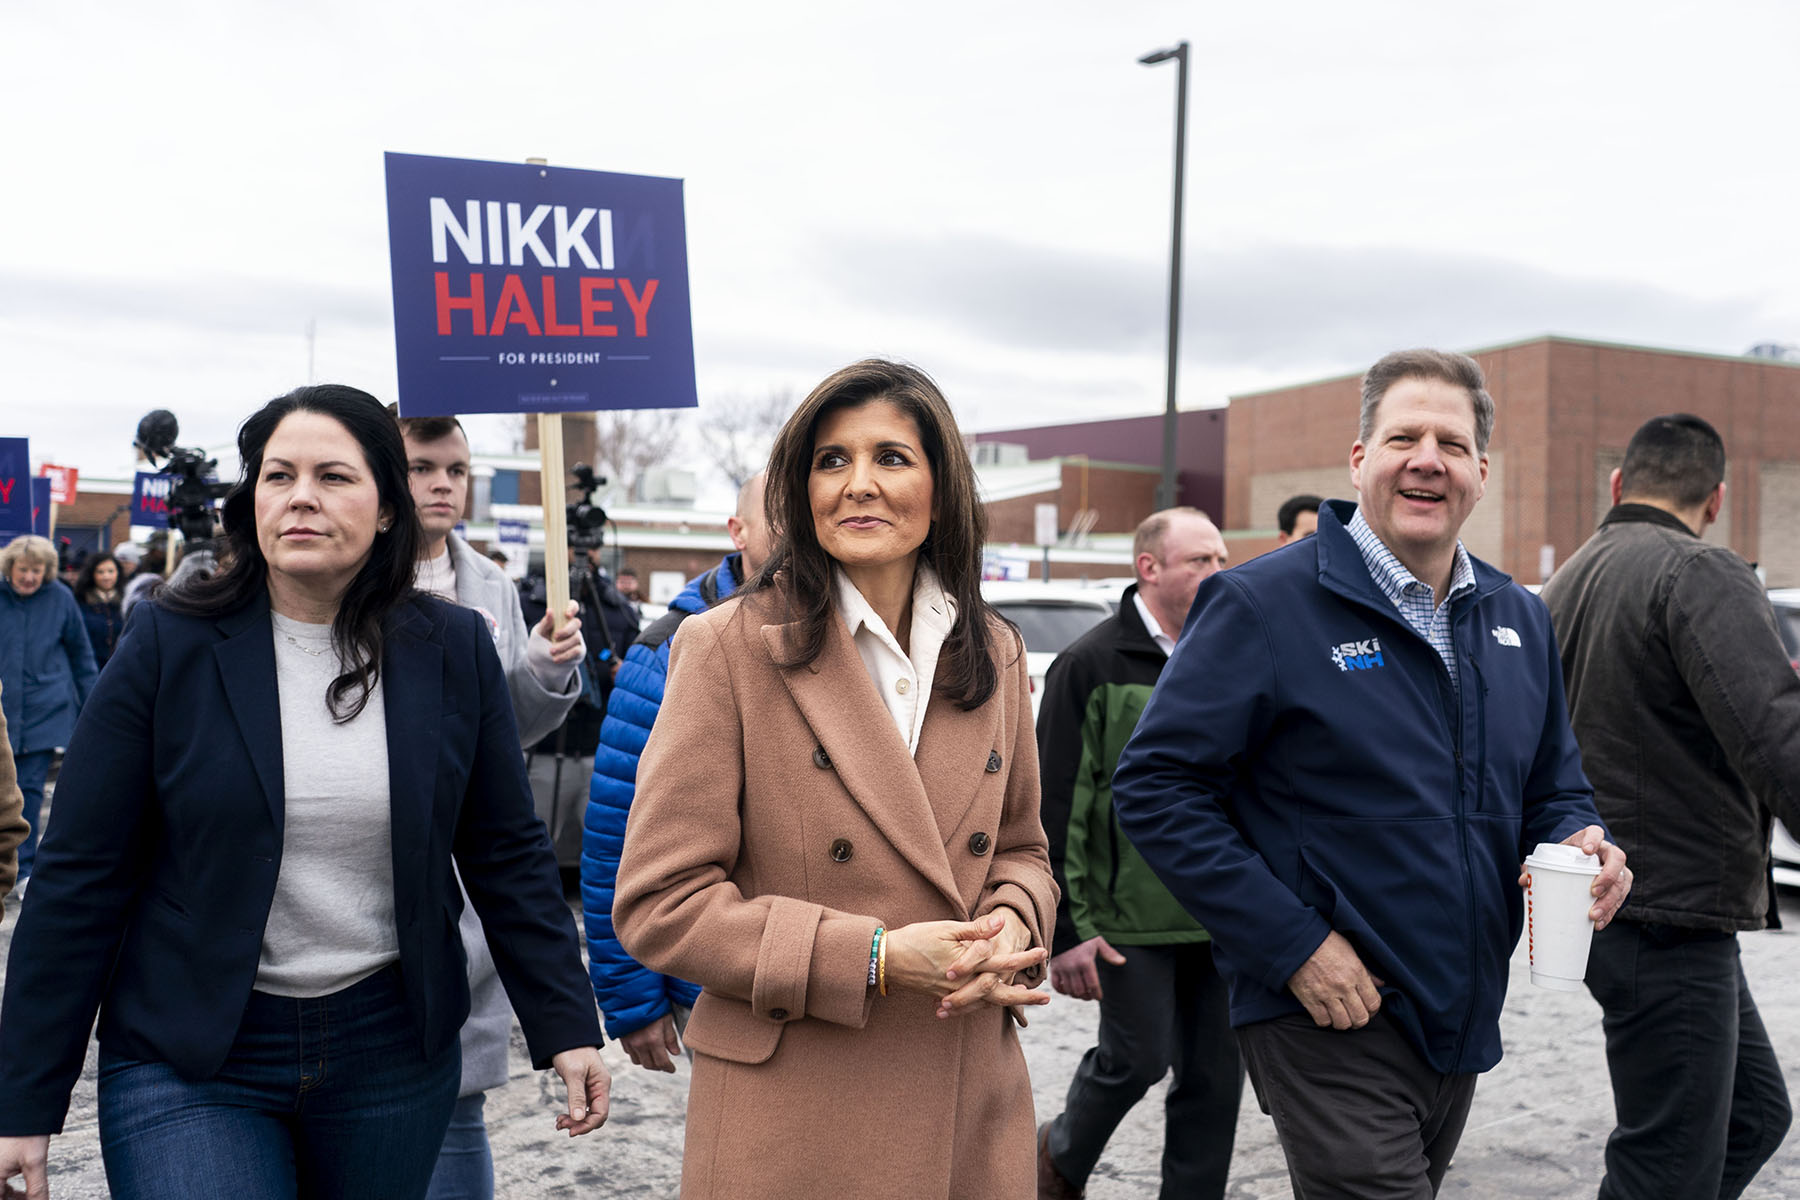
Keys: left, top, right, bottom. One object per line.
{"left": 1330, "top": 638, "right": 1385, "bottom": 672}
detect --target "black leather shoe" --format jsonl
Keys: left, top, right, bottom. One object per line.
{"left": 1037, "top": 1121, "right": 1084, "bottom": 1200}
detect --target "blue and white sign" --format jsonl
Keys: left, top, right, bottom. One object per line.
{"left": 131, "top": 471, "right": 175, "bottom": 529}
{"left": 385, "top": 151, "right": 698, "bottom": 418}
{"left": 0, "top": 438, "right": 28, "bottom": 540}
{"left": 496, "top": 519, "right": 530, "bottom": 581}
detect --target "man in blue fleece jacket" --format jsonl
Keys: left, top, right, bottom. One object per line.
{"left": 1114, "top": 349, "right": 1632, "bottom": 1198}
{"left": 582, "top": 472, "right": 770, "bottom": 1072}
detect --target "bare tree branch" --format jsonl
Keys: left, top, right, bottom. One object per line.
{"left": 697, "top": 389, "right": 796, "bottom": 488}
{"left": 589, "top": 409, "right": 689, "bottom": 497}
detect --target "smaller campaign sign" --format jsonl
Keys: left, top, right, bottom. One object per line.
{"left": 131, "top": 472, "right": 176, "bottom": 529}
{"left": 40, "top": 464, "right": 78, "bottom": 505}
{"left": 0, "top": 438, "right": 27, "bottom": 538}
{"left": 496, "top": 519, "right": 530, "bottom": 581}
{"left": 30, "top": 478, "right": 51, "bottom": 537}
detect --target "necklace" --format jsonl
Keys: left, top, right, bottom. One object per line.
{"left": 283, "top": 633, "right": 329, "bottom": 658}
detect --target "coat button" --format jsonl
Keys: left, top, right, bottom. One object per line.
{"left": 969, "top": 832, "right": 991, "bottom": 856}
{"left": 813, "top": 747, "right": 832, "bottom": 769}
{"left": 985, "top": 751, "right": 1003, "bottom": 773}
{"left": 830, "top": 838, "right": 854, "bottom": 863}
{"left": 770, "top": 1008, "right": 789, "bottom": 1021}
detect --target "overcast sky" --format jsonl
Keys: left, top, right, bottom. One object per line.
{"left": 6, "top": 0, "right": 1798, "bottom": 497}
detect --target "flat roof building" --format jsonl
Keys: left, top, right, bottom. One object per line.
{"left": 1226, "top": 335, "right": 1800, "bottom": 584}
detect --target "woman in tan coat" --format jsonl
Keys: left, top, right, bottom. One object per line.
{"left": 614, "top": 359, "right": 1058, "bottom": 1199}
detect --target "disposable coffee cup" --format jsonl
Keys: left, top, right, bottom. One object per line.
{"left": 1523, "top": 842, "right": 1603, "bottom": 991}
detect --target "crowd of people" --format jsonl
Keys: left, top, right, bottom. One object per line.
{"left": 0, "top": 348, "right": 1796, "bottom": 1199}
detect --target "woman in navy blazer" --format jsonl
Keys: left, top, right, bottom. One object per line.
{"left": 0, "top": 386, "right": 609, "bottom": 1200}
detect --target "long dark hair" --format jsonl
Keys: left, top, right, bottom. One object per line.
{"left": 753, "top": 359, "right": 1008, "bottom": 710}
{"left": 73, "top": 552, "right": 120, "bottom": 605}
{"left": 161, "top": 384, "right": 422, "bottom": 721}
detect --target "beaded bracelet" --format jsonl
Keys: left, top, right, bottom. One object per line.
{"left": 868, "top": 927, "right": 884, "bottom": 987}
{"left": 878, "top": 928, "right": 889, "bottom": 996}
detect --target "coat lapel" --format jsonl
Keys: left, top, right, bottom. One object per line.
{"left": 382, "top": 602, "right": 443, "bottom": 913}
{"left": 214, "top": 599, "right": 286, "bottom": 833}
{"left": 762, "top": 616, "right": 964, "bottom": 913}
{"left": 914, "top": 685, "right": 1003, "bottom": 842}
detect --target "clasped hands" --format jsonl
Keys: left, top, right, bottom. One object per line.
{"left": 882, "top": 909, "right": 1049, "bottom": 1023}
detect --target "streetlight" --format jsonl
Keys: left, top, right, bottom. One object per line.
{"left": 1139, "top": 40, "right": 1188, "bottom": 512}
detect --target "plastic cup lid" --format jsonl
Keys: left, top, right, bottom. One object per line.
{"left": 1526, "top": 842, "right": 1601, "bottom": 872}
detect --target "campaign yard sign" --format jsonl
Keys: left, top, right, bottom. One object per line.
{"left": 496, "top": 519, "right": 530, "bottom": 581}
{"left": 30, "top": 478, "right": 51, "bottom": 536}
{"left": 0, "top": 438, "right": 29, "bottom": 539}
{"left": 131, "top": 472, "right": 175, "bottom": 528}
{"left": 385, "top": 151, "right": 698, "bottom": 418}
{"left": 41, "top": 465, "right": 78, "bottom": 505}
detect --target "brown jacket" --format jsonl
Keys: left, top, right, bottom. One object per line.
{"left": 0, "top": 681, "right": 27, "bottom": 916}
{"left": 615, "top": 590, "right": 1057, "bottom": 1200}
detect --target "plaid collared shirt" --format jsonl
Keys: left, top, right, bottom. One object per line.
{"left": 1346, "top": 507, "right": 1477, "bottom": 690}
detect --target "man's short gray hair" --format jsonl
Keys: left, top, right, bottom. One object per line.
{"left": 1359, "top": 349, "right": 1495, "bottom": 453}
{"left": 1133, "top": 506, "right": 1212, "bottom": 563}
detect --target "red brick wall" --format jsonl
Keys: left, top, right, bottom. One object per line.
{"left": 1228, "top": 338, "right": 1800, "bottom": 582}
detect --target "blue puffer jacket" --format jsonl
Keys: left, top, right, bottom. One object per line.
{"left": 581, "top": 553, "right": 742, "bottom": 1038}
{"left": 1, "top": 580, "right": 98, "bottom": 755}
{"left": 1114, "top": 501, "right": 1602, "bottom": 1075}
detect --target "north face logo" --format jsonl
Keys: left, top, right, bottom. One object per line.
{"left": 1330, "top": 637, "right": 1385, "bottom": 671}
{"left": 1491, "top": 626, "right": 1522, "bottom": 648}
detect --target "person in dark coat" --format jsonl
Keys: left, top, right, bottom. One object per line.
{"left": 0, "top": 682, "right": 26, "bottom": 918}
{"left": 73, "top": 552, "right": 125, "bottom": 667}
{"left": 0, "top": 386, "right": 610, "bottom": 1200}
{"left": 0, "top": 534, "right": 98, "bottom": 882}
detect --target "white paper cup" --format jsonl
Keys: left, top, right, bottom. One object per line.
{"left": 1523, "top": 842, "right": 1602, "bottom": 991}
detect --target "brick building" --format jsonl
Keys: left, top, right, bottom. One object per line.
{"left": 971, "top": 408, "right": 1227, "bottom": 525}
{"left": 1226, "top": 336, "right": 1800, "bottom": 584}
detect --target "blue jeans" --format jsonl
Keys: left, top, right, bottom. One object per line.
{"left": 424, "top": 1093, "right": 493, "bottom": 1200}
{"left": 14, "top": 749, "right": 51, "bottom": 879}
{"left": 98, "top": 965, "right": 460, "bottom": 1200}
{"left": 1587, "top": 920, "right": 1792, "bottom": 1200}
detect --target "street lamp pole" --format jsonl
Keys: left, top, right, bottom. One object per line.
{"left": 1139, "top": 40, "right": 1188, "bottom": 512}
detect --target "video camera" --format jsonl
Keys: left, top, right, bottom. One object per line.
{"left": 567, "top": 463, "right": 609, "bottom": 553}
{"left": 134, "top": 409, "right": 232, "bottom": 545}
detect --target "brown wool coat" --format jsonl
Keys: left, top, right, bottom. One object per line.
{"left": 614, "top": 590, "right": 1058, "bottom": 1200}
{"left": 0, "top": 682, "right": 26, "bottom": 916}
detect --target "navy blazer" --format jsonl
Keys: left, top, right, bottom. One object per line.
{"left": 0, "top": 591, "right": 602, "bottom": 1135}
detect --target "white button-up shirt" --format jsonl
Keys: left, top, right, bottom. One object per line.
{"left": 835, "top": 564, "right": 957, "bottom": 755}
{"left": 1131, "top": 590, "right": 1175, "bottom": 658}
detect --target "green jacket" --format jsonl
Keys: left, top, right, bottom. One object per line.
{"left": 1038, "top": 584, "right": 1207, "bottom": 955}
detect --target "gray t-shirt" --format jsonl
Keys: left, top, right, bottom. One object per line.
{"left": 254, "top": 612, "right": 399, "bottom": 997}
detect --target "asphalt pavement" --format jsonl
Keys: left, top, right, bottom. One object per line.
{"left": 4, "top": 878, "right": 1799, "bottom": 1198}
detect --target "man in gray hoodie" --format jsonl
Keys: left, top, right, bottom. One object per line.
{"left": 395, "top": 409, "right": 592, "bottom": 1200}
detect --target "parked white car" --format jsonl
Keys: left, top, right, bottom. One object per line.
{"left": 980, "top": 580, "right": 1119, "bottom": 719}
{"left": 1766, "top": 590, "right": 1800, "bottom": 888}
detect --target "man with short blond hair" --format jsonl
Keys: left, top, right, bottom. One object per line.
{"left": 1037, "top": 507, "right": 1241, "bottom": 1200}
{"left": 1115, "top": 349, "right": 1630, "bottom": 1197}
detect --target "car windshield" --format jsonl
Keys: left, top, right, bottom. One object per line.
{"left": 991, "top": 602, "right": 1110, "bottom": 654}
